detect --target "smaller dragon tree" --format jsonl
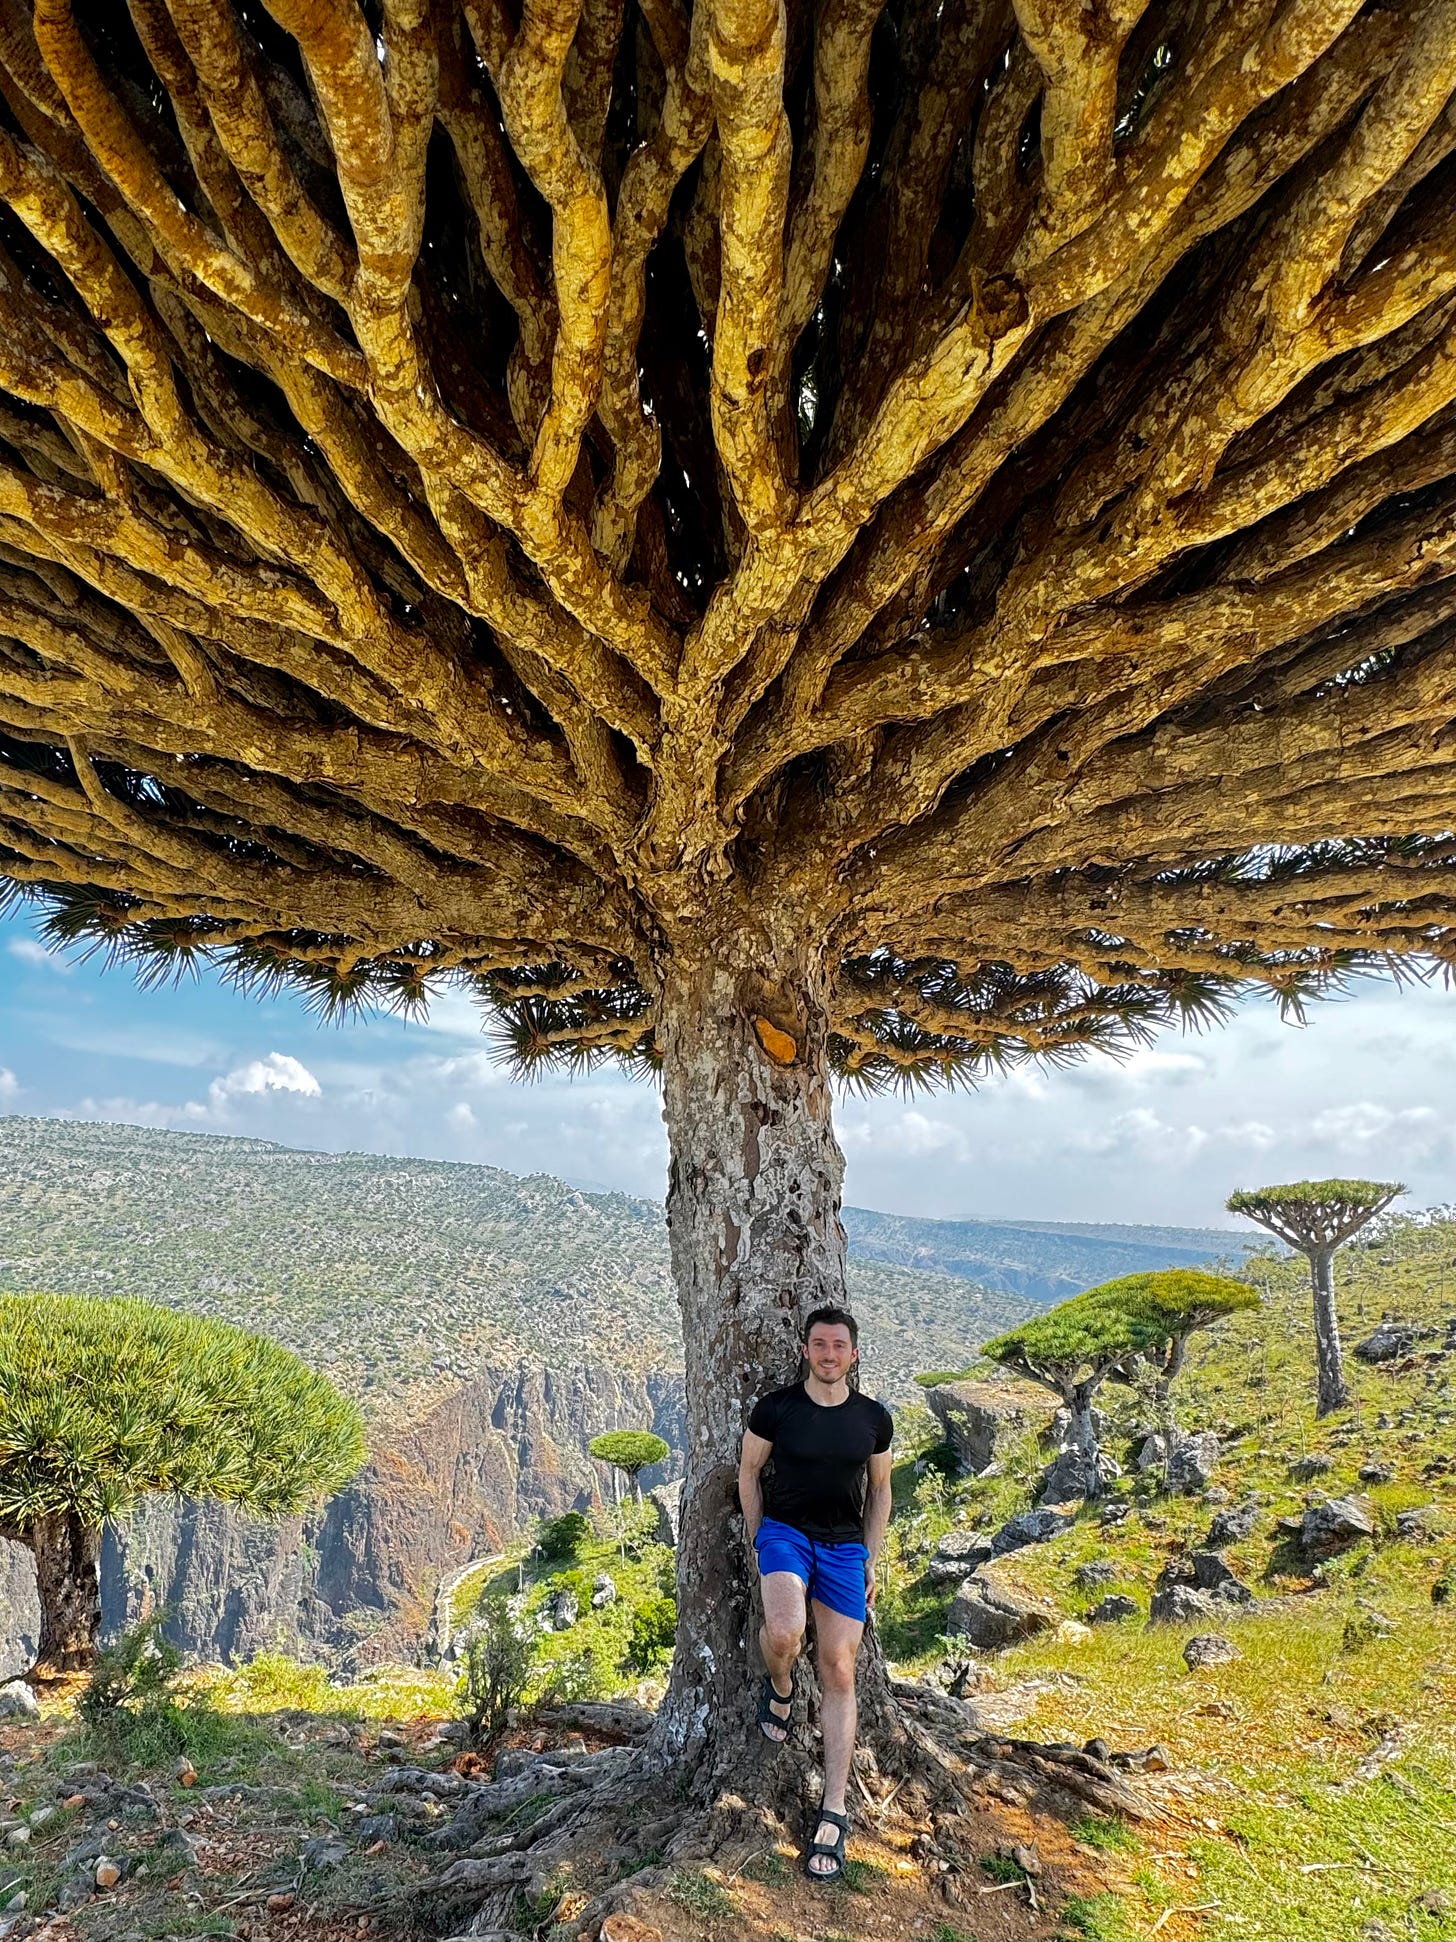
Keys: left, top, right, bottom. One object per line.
{"left": 0, "top": 1293, "right": 365, "bottom": 1681}
{"left": 983, "top": 1272, "right": 1259, "bottom": 1499}
{"left": 590, "top": 1430, "right": 670, "bottom": 1506}
{"left": 1227, "top": 1180, "right": 1405, "bottom": 1419}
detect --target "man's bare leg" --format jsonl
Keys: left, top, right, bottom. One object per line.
{"left": 808, "top": 1600, "right": 864, "bottom": 1872}
{"left": 758, "top": 1570, "right": 807, "bottom": 1742}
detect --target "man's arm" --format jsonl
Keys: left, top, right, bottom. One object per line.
{"left": 739, "top": 1428, "right": 773, "bottom": 1541}
{"left": 862, "top": 1449, "right": 893, "bottom": 1609}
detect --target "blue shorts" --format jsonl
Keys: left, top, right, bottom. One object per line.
{"left": 755, "top": 1517, "right": 869, "bottom": 1623}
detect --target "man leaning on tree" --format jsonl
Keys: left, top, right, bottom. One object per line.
{"left": 738, "top": 1306, "right": 894, "bottom": 1882}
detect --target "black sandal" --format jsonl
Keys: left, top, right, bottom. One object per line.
{"left": 756, "top": 1671, "right": 793, "bottom": 1742}
{"left": 803, "top": 1805, "right": 851, "bottom": 1881}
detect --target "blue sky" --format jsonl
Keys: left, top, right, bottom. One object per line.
{"left": 1, "top": 905, "right": 1453, "bottom": 1228}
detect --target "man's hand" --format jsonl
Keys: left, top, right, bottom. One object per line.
{"left": 864, "top": 1558, "right": 878, "bottom": 1610}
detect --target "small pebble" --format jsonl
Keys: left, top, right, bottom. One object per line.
{"left": 94, "top": 1857, "right": 121, "bottom": 1889}
{"left": 266, "top": 1892, "right": 295, "bottom": 1913}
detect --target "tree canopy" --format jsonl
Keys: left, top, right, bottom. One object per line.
{"left": 0, "top": 1291, "right": 366, "bottom": 1532}
{"left": 1227, "top": 1179, "right": 1407, "bottom": 1251}
{"left": 589, "top": 1430, "right": 671, "bottom": 1477}
{"left": 0, "top": 0, "right": 1451, "bottom": 1076}
{"left": 983, "top": 1269, "right": 1260, "bottom": 1395}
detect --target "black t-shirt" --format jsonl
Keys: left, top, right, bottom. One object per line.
{"left": 747, "top": 1382, "right": 894, "bottom": 1543}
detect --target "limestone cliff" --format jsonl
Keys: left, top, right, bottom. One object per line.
{"left": 1, "top": 1359, "right": 685, "bottom": 1673}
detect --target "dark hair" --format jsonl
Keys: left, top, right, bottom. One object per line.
{"left": 803, "top": 1305, "right": 858, "bottom": 1348}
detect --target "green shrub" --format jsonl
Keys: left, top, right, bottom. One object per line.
{"left": 457, "top": 1598, "right": 535, "bottom": 1744}
{"left": 624, "top": 1593, "right": 677, "bottom": 1672}
{"left": 537, "top": 1511, "right": 591, "bottom": 1560}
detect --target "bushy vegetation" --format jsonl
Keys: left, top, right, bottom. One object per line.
{"left": 457, "top": 1599, "right": 535, "bottom": 1744}
{"left": 536, "top": 1510, "right": 592, "bottom": 1561}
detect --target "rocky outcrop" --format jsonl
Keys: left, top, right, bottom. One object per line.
{"left": 924, "top": 1378, "right": 1056, "bottom": 1474}
{"left": 3, "top": 1359, "right": 686, "bottom": 1676}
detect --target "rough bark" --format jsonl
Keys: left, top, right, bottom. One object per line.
{"left": 1308, "top": 1246, "right": 1350, "bottom": 1417}
{"left": 648, "top": 901, "right": 908, "bottom": 1782}
{"left": 27, "top": 1511, "right": 102, "bottom": 1681}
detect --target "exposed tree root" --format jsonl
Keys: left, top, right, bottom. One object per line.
{"left": 414, "top": 1685, "right": 1162, "bottom": 1939}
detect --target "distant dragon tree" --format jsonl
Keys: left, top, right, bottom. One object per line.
{"left": 0, "top": 0, "right": 1454, "bottom": 1861}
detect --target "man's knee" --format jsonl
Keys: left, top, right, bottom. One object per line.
{"left": 819, "top": 1646, "right": 858, "bottom": 1693}
{"left": 763, "top": 1619, "right": 804, "bottom": 1661}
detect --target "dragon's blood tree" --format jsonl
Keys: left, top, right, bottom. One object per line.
{"left": 0, "top": 0, "right": 1454, "bottom": 1897}
{"left": 0, "top": 1293, "right": 363, "bottom": 1679}
{"left": 1228, "top": 1178, "right": 1405, "bottom": 1414}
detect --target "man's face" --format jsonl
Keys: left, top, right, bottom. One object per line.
{"left": 805, "top": 1323, "right": 857, "bottom": 1383}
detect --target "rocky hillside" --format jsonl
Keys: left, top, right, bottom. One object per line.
{"left": 876, "top": 1209, "right": 1456, "bottom": 1940}
{"left": 0, "top": 1117, "right": 1037, "bottom": 1413}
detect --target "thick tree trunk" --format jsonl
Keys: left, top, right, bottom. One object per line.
{"left": 28, "top": 1511, "right": 102, "bottom": 1680}
{"left": 1065, "top": 1382, "right": 1110, "bottom": 1497}
{"left": 1308, "top": 1247, "right": 1349, "bottom": 1417}
{"left": 646, "top": 907, "right": 907, "bottom": 1788}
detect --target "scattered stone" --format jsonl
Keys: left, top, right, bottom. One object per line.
{"left": 926, "top": 1530, "right": 995, "bottom": 1583}
{"left": 1415, "top": 1890, "right": 1450, "bottom": 1918}
{"left": 266, "top": 1893, "right": 296, "bottom": 1913}
{"left": 1203, "top": 1484, "right": 1231, "bottom": 1506}
{"left": 1148, "top": 1584, "right": 1219, "bottom": 1626}
{"left": 1082, "top": 1738, "right": 1111, "bottom": 1765}
{"left": 94, "top": 1858, "right": 122, "bottom": 1891}
{"left": 590, "top": 1574, "right": 617, "bottom": 1609}
{"left": 1396, "top": 1507, "right": 1440, "bottom": 1541}
{"left": 545, "top": 1588, "right": 580, "bottom": 1632}
{"left": 173, "top": 1758, "right": 197, "bottom": 1788}
{"left": 356, "top": 1815, "right": 398, "bottom": 1844}
{"left": 56, "top": 1867, "right": 94, "bottom": 1912}
{"left": 1011, "top": 1842, "right": 1042, "bottom": 1877}
{"left": 26, "top": 1809, "right": 56, "bottom": 1833}
{"left": 1136, "top": 1433, "right": 1169, "bottom": 1473}
{"left": 4, "top": 1831, "right": 27, "bottom": 1851}
{"left": 1205, "top": 1500, "right": 1261, "bottom": 1549}
{"left": 1184, "top": 1633, "right": 1239, "bottom": 1670}
{"left": 1354, "top": 1321, "right": 1418, "bottom": 1363}
{"left": 1073, "top": 1560, "right": 1117, "bottom": 1590}
{"left": 1301, "top": 1496, "right": 1376, "bottom": 1557}
{"left": 1358, "top": 1462, "right": 1394, "bottom": 1485}
{"left": 947, "top": 1567, "right": 1057, "bottom": 1650}
{"left": 1198, "top": 1699, "right": 1239, "bottom": 1720}
{"left": 598, "top": 1915, "right": 663, "bottom": 1942}
{"left": 991, "top": 1505, "right": 1077, "bottom": 1556}
{"left": 301, "top": 1837, "right": 349, "bottom": 1874}
{"left": 1038, "top": 1446, "right": 1118, "bottom": 1504}
{"left": 1099, "top": 1499, "right": 1131, "bottom": 1526}
{"left": 0, "top": 1685, "right": 38, "bottom": 1722}
{"left": 153, "top": 1829, "right": 202, "bottom": 1866}
{"left": 1142, "top": 1745, "right": 1172, "bottom": 1773}
{"left": 925, "top": 1377, "right": 1059, "bottom": 1474}
{"left": 1088, "top": 1594, "right": 1140, "bottom": 1625}
{"left": 1191, "top": 1552, "right": 1254, "bottom": 1604}
{"left": 647, "top": 1479, "right": 682, "bottom": 1549}
{"left": 1055, "top": 1619, "right": 1092, "bottom": 1645}
{"left": 1168, "top": 1432, "right": 1222, "bottom": 1493}
{"left": 1289, "top": 1453, "right": 1334, "bottom": 1482}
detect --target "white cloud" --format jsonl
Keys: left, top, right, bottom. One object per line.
{"left": 0, "top": 1068, "right": 18, "bottom": 1101}
{"left": 6, "top": 938, "right": 69, "bottom": 973}
{"left": 210, "top": 1053, "right": 322, "bottom": 1102}
{"left": 447, "top": 1101, "right": 477, "bottom": 1131}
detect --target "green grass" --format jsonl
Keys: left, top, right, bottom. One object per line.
{"left": 1070, "top": 1815, "right": 1140, "bottom": 1854}
{"left": 663, "top": 1869, "right": 737, "bottom": 1919}
{"left": 1057, "top": 1892, "right": 1138, "bottom": 1940}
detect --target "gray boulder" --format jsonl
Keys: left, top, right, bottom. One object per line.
{"left": 947, "top": 1568, "right": 1057, "bottom": 1651}
{"left": 301, "top": 1837, "right": 348, "bottom": 1874}
{"left": 1136, "top": 1433, "right": 1169, "bottom": 1473}
{"left": 1184, "top": 1633, "right": 1239, "bottom": 1670}
{"left": 1038, "top": 1446, "right": 1119, "bottom": 1505}
{"left": 925, "top": 1379, "right": 1059, "bottom": 1476}
{"left": 1396, "top": 1507, "right": 1441, "bottom": 1542}
{"left": 1087, "top": 1594, "right": 1140, "bottom": 1625}
{"left": 0, "top": 1683, "right": 38, "bottom": 1722}
{"left": 545, "top": 1589, "right": 579, "bottom": 1632}
{"left": 1289, "top": 1453, "right": 1334, "bottom": 1482}
{"left": 1073, "top": 1560, "right": 1118, "bottom": 1591}
{"left": 1205, "top": 1500, "right": 1260, "bottom": 1549}
{"left": 1168, "top": 1432, "right": 1222, "bottom": 1493}
{"left": 1354, "top": 1320, "right": 1418, "bottom": 1364}
{"left": 1358, "top": 1462, "right": 1394, "bottom": 1485}
{"left": 1148, "top": 1583, "right": 1219, "bottom": 1626}
{"left": 1301, "top": 1497, "right": 1376, "bottom": 1557}
{"left": 648, "top": 1479, "right": 683, "bottom": 1548}
{"left": 991, "top": 1506, "right": 1077, "bottom": 1556}
{"left": 925, "top": 1530, "right": 995, "bottom": 1584}
{"left": 1191, "top": 1552, "right": 1253, "bottom": 1605}
{"left": 590, "top": 1574, "right": 617, "bottom": 1609}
